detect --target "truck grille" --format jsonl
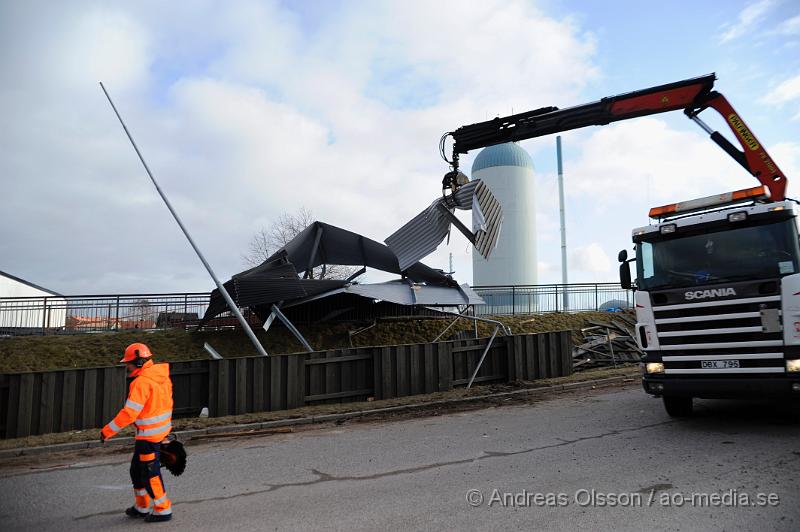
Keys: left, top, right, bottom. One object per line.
{"left": 651, "top": 283, "right": 784, "bottom": 375}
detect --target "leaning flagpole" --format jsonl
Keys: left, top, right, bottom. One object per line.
{"left": 99, "top": 82, "right": 270, "bottom": 357}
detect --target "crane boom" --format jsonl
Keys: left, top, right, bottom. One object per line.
{"left": 445, "top": 73, "right": 787, "bottom": 201}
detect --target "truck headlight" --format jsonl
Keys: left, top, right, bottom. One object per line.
{"left": 646, "top": 362, "right": 665, "bottom": 374}
{"left": 787, "top": 359, "right": 800, "bottom": 373}
{"left": 659, "top": 224, "right": 677, "bottom": 234}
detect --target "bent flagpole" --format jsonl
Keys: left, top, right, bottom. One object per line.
{"left": 100, "top": 82, "right": 270, "bottom": 357}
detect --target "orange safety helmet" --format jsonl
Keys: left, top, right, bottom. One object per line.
{"left": 120, "top": 343, "right": 153, "bottom": 366}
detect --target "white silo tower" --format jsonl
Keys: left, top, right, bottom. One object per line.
{"left": 471, "top": 142, "right": 537, "bottom": 286}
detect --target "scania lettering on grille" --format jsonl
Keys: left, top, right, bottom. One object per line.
{"left": 684, "top": 287, "right": 737, "bottom": 300}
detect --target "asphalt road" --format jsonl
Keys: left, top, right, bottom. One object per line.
{"left": 1, "top": 384, "right": 799, "bottom": 531}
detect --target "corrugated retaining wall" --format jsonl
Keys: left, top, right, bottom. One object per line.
{"left": 0, "top": 331, "right": 572, "bottom": 439}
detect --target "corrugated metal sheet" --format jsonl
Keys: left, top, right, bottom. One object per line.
{"left": 232, "top": 276, "right": 310, "bottom": 305}
{"left": 232, "top": 260, "right": 300, "bottom": 280}
{"left": 385, "top": 200, "right": 453, "bottom": 271}
{"left": 452, "top": 179, "right": 502, "bottom": 256}
{"left": 345, "top": 282, "right": 471, "bottom": 306}
{"left": 200, "top": 261, "right": 312, "bottom": 326}
{"left": 472, "top": 180, "right": 503, "bottom": 258}
{"left": 386, "top": 179, "right": 503, "bottom": 270}
{"left": 452, "top": 179, "right": 479, "bottom": 206}
{"left": 285, "top": 281, "right": 484, "bottom": 307}
{"left": 279, "top": 294, "right": 454, "bottom": 323}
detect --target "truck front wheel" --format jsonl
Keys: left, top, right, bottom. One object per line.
{"left": 663, "top": 396, "right": 693, "bottom": 417}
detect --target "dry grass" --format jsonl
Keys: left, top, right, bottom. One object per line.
{"left": 0, "top": 311, "right": 627, "bottom": 373}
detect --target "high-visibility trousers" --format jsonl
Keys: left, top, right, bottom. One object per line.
{"left": 129, "top": 440, "right": 173, "bottom": 517}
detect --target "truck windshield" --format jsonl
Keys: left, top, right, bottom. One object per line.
{"left": 636, "top": 219, "right": 800, "bottom": 291}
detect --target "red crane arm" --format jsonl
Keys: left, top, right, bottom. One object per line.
{"left": 687, "top": 92, "right": 786, "bottom": 200}
{"left": 445, "top": 73, "right": 787, "bottom": 200}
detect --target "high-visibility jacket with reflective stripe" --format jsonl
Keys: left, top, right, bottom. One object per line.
{"left": 102, "top": 361, "right": 173, "bottom": 442}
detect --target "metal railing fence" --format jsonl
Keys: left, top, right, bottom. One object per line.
{"left": 0, "top": 293, "right": 211, "bottom": 336}
{"left": 0, "top": 283, "right": 632, "bottom": 336}
{"left": 471, "top": 283, "right": 632, "bottom": 315}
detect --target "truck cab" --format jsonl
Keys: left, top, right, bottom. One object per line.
{"left": 622, "top": 188, "right": 800, "bottom": 416}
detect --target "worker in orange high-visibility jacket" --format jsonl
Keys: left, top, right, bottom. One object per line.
{"left": 101, "top": 343, "right": 174, "bottom": 523}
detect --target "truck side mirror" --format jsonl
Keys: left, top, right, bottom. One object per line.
{"left": 619, "top": 262, "right": 632, "bottom": 290}
{"left": 618, "top": 249, "right": 628, "bottom": 262}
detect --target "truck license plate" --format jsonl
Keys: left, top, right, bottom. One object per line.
{"left": 701, "top": 360, "right": 740, "bottom": 369}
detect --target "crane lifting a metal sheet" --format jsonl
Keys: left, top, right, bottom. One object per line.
{"left": 440, "top": 73, "right": 787, "bottom": 201}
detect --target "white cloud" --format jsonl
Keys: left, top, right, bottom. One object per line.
{"left": 566, "top": 118, "right": 752, "bottom": 208}
{"left": 761, "top": 74, "right": 800, "bottom": 109}
{"left": 776, "top": 14, "right": 800, "bottom": 35}
{"left": 537, "top": 260, "right": 558, "bottom": 282}
{"left": 535, "top": 171, "right": 561, "bottom": 244}
{"left": 0, "top": 0, "right": 599, "bottom": 293}
{"left": 719, "top": 0, "right": 777, "bottom": 43}
{"left": 571, "top": 243, "right": 611, "bottom": 274}
{"left": 533, "top": 116, "right": 800, "bottom": 286}
{"left": 5, "top": 0, "right": 793, "bottom": 296}
{"left": 770, "top": 142, "right": 800, "bottom": 196}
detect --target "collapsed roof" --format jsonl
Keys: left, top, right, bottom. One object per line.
{"left": 200, "top": 179, "right": 503, "bottom": 327}
{"left": 199, "top": 221, "right": 474, "bottom": 327}
{"left": 262, "top": 221, "right": 455, "bottom": 286}
{"left": 285, "top": 280, "right": 484, "bottom": 308}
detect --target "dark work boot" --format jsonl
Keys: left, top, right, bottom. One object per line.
{"left": 125, "top": 506, "right": 149, "bottom": 518}
{"left": 144, "top": 513, "right": 172, "bottom": 523}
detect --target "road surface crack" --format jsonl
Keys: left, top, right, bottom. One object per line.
{"left": 74, "top": 419, "right": 674, "bottom": 520}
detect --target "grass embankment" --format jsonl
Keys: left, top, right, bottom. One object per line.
{"left": 0, "top": 312, "right": 623, "bottom": 373}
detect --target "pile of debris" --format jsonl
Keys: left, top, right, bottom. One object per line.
{"left": 573, "top": 312, "right": 642, "bottom": 369}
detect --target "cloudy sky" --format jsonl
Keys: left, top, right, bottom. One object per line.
{"left": 2, "top": 0, "right": 799, "bottom": 295}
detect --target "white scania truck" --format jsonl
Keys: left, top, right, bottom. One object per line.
{"left": 440, "top": 73, "right": 799, "bottom": 416}
{"left": 623, "top": 186, "right": 800, "bottom": 416}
